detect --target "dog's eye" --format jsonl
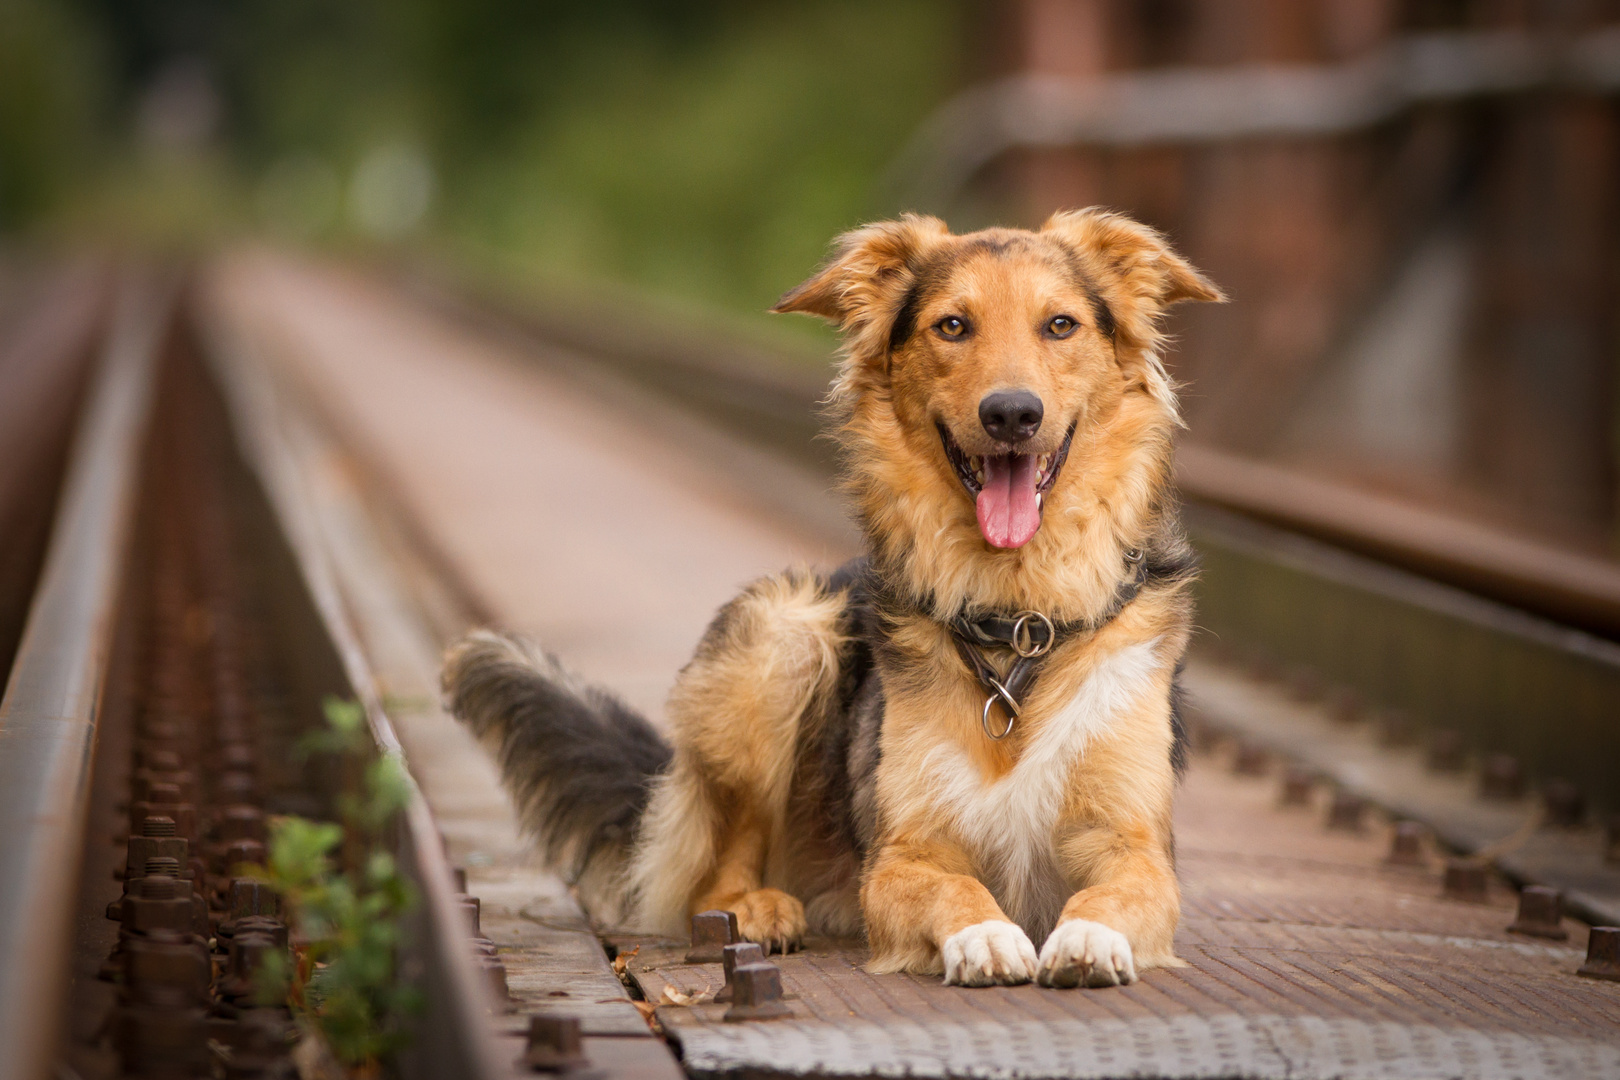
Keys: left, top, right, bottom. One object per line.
{"left": 1047, "top": 316, "right": 1077, "bottom": 338}
{"left": 936, "top": 316, "right": 967, "bottom": 338}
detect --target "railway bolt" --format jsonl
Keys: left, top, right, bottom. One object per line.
{"left": 1278, "top": 765, "right": 1314, "bottom": 807}
{"left": 132, "top": 797, "right": 198, "bottom": 841}
{"left": 1577, "top": 927, "right": 1620, "bottom": 981}
{"left": 715, "top": 942, "right": 766, "bottom": 1003}
{"left": 686, "top": 909, "right": 741, "bottom": 962}
{"left": 1539, "top": 780, "right": 1585, "bottom": 827}
{"left": 1441, "top": 860, "right": 1489, "bottom": 903}
{"left": 215, "top": 770, "right": 259, "bottom": 804}
{"left": 478, "top": 956, "right": 511, "bottom": 1004}
{"left": 123, "top": 818, "right": 190, "bottom": 881}
{"left": 220, "top": 915, "right": 289, "bottom": 950}
{"left": 134, "top": 766, "right": 198, "bottom": 806}
{"left": 122, "top": 875, "right": 197, "bottom": 935}
{"left": 114, "top": 1004, "right": 210, "bottom": 1077}
{"left": 1426, "top": 729, "right": 1465, "bottom": 772}
{"left": 1385, "top": 821, "right": 1427, "bottom": 866}
{"left": 1325, "top": 790, "right": 1365, "bottom": 831}
{"left": 123, "top": 929, "right": 212, "bottom": 1004}
{"left": 1507, "top": 885, "right": 1567, "bottom": 940}
{"left": 521, "top": 1015, "right": 590, "bottom": 1072}
{"left": 226, "top": 878, "right": 280, "bottom": 920}
{"left": 458, "top": 894, "right": 482, "bottom": 935}
{"left": 723, "top": 963, "right": 792, "bottom": 1022}
{"left": 219, "top": 839, "right": 267, "bottom": 876}
{"left": 1479, "top": 754, "right": 1525, "bottom": 800}
{"left": 220, "top": 932, "right": 287, "bottom": 1004}
{"left": 1231, "top": 742, "right": 1269, "bottom": 777}
{"left": 216, "top": 804, "right": 267, "bottom": 843}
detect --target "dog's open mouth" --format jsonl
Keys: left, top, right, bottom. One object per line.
{"left": 939, "top": 422, "right": 1076, "bottom": 549}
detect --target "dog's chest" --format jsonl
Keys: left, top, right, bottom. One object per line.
{"left": 914, "top": 638, "right": 1163, "bottom": 927}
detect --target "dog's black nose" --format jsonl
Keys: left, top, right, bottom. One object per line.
{"left": 979, "top": 390, "right": 1043, "bottom": 444}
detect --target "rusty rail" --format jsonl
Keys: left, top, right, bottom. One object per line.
{"left": 1177, "top": 442, "right": 1620, "bottom": 641}
{"left": 0, "top": 270, "right": 170, "bottom": 1080}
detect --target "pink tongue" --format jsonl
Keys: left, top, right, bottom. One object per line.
{"left": 976, "top": 453, "right": 1041, "bottom": 548}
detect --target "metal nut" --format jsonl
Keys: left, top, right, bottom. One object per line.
{"left": 1385, "top": 821, "right": 1427, "bottom": 866}
{"left": 1278, "top": 766, "right": 1314, "bottom": 807}
{"left": 1540, "top": 780, "right": 1585, "bottom": 827}
{"left": 522, "top": 1015, "right": 588, "bottom": 1071}
{"left": 1507, "top": 885, "right": 1567, "bottom": 940}
{"left": 1326, "top": 790, "right": 1365, "bottom": 832}
{"left": 1479, "top": 754, "right": 1525, "bottom": 800}
{"left": 1231, "top": 742, "right": 1268, "bottom": 777}
{"left": 715, "top": 941, "right": 766, "bottom": 1003}
{"left": 686, "top": 909, "right": 740, "bottom": 963}
{"left": 458, "top": 894, "right": 481, "bottom": 935}
{"left": 123, "top": 875, "right": 196, "bottom": 934}
{"left": 1441, "top": 860, "right": 1489, "bottom": 903}
{"left": 1576, "top": 926, "right": 1620, "bottom": 981}
{"left": 216, "top": 804, "right": 267, "bottom": 843}
{"left": 723, "top": 962, "right": 791, "bottom": 1022}
{"left": 228, "top": 877, "right": 280, "bottom": 920}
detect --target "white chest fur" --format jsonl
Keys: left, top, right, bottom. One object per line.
{"left": 916, "top": 637, "right": 1164, "bottom": 937}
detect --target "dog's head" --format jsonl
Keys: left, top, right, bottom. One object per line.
{"left": 776, "top": 209, "right": 1220, "bottom": 603}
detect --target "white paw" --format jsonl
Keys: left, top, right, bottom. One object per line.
{"left": 941, "top": 920, "right": 1038, "bottom": 987}
{"left": 1036, "top": 919, "right": 1136, "bottom": 988}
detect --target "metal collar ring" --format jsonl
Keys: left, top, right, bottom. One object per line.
{"left": 1010, "top": 610, "right": 1056, "bottom": 658}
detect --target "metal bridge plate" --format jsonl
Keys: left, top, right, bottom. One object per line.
{"left": 623, "top": 759, "right": 1620, "bottom": 1079}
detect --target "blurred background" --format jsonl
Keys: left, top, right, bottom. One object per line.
{"left": 3, "top": 0, "right": 1619, "bottom": 554}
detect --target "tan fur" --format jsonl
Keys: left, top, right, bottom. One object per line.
{"left": 626, "top": 208, "right": 1221, "bottom": 984}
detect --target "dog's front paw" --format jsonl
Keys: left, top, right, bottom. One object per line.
{"left": 733, "top": 888, "right": 806, "bottom": 954}
{"left": 1036, "top": 919, "right": 1136, "bottom": 988}
{"left": 941, "top": 920, "right": 1038, "bottom": 987}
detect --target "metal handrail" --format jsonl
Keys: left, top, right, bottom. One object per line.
{"left": 0, "top": 272, "right": 171, "bottom": 1080}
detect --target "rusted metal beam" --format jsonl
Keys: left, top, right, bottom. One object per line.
{"left": 0, "top": 270, "right": 171, "bottom": 1080}
{"left": 889, "top": 26, "right": 1620, "bottom": 209}
{"left": 1177, "top": 440, "right": 1620, "bottom": 639}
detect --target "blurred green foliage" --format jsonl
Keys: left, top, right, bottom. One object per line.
{"left": 0, "top": 0, "right": 101, "bottom": 224}
{"left": 258, "top": 696, "right": 420, "bottom": 1069}
{"left": 7, "top": 0, "right": 962, "bottom": 316}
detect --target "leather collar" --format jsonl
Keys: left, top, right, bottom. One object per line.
{"left": 949, "top": 548, "right": 1147, "bottom": 740}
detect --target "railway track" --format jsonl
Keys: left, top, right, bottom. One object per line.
{"left": 0, "top": 256, "right": 1616, "bottom": 1079}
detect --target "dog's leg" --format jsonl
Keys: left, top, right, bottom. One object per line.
{"left": 1035, "top": 816, "right": 1178, "bottom": 988}
{"left": 628, "top": 571, "right": 846, "bottom": 953}
{"left": 862, "top": 838, "right": 1038, "bottom": 986}
{"left": 1037, "top": 697, "right": 1180, "bottom": 988}
{"left": 690, "top": 795, "right": 806, "bottom": 954}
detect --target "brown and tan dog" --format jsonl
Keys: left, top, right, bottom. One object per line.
{"left": 443, "top": 208, "right": 1222, "bottom": 987}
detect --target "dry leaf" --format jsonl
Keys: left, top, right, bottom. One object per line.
{"left": 657, "top": 985, "right": 712, "bottom": 1007}
{"left": 611, "top": 945, "right": 640, "bottom": 976}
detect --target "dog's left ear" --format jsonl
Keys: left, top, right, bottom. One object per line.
{"left": 1042, "top": 208, "right": 1224, "bottom": 351}
{"left": 773, "top": 214, "right": 948, "bottom": 350}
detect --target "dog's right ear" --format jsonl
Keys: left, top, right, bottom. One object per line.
{"left": 773, "top": 215, "right": 948, "bottom": 344}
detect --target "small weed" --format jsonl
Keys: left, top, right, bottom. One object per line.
{"left": 256, "top": 696, "right": 422, "bottom": 1074}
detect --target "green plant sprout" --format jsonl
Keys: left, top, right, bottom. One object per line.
{"left": 256, "top": 696, "right": 422, "bottom": 1073}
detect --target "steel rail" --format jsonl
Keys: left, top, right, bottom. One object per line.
{"left": 1177, "top": 441, "right": 1620, "bottom": 640}
{"left": 0, "top": 271, "right": 171, "bottom": 1080}
{"left": 0, "top": 260, "right": 110, "bottom": 684}
{"left": 886, "top": 26, "right": 1620, "bottom": 210}
{"left": 197, "top": 304, "right": 509, "bottom": 1080}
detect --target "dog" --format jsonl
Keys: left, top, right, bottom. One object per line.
{"left": 443, "top": 207, "right": 1223, "bottom": 988}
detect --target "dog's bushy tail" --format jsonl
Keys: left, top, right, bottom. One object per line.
{"left": 441, "top": 630, "right": 671, "bottom": 923}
